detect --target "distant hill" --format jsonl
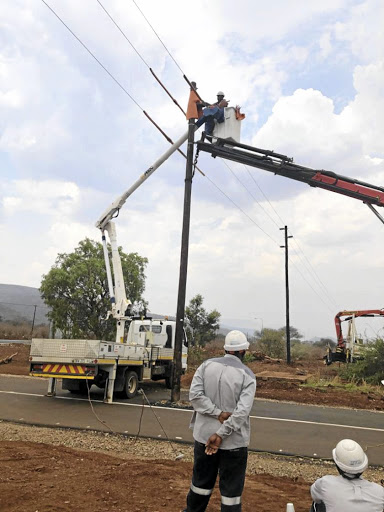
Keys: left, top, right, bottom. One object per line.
{"left": 0, "top": 284, "right": 49, "bottom": 325}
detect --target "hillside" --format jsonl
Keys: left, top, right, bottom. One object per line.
{"left": 0, "top": 284, "right": 49, "bottom": 325}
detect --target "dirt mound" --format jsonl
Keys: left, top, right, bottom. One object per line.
{"left": 0, "top": 440, "right": 312, "bottom": 512}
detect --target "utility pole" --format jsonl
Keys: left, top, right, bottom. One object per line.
{"left": 280, "top": 226, "right": 293, "bottom": 364}
{"left": 171, "top": 117, "right": 195, "bottom": 402}
{"left": 30, "top": 305, "right": 37, "bottom": 339}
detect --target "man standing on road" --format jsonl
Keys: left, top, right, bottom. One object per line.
{"left": 183, "top": 330, "right": 256, "bottom": 512}
{"left": 310, "top": 438, "right": 384, "bottom": 511}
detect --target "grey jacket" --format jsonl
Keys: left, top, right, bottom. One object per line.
{"left": 189, "top": 354, "right": 256, "bottom": 449}
{"left": 311, "top": 475, "right": 384, "bottom": 512}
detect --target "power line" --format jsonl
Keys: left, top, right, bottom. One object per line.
{"left": 42, "top": 0, "right": 336, "bottom": 315}
{"left": 41, "top": 0, "right": 142, "bottom": 111}
{"left": 243, "top": 164, "right": 338, "bottom": 309}
{"left": 126, "top": 0, "right": 340, "bottom": 311}
{"left": 97, "top": 0, "right": 150, "bottom": 68}
{"left": 96, "top": 0, "right": 186, "bottom": 115}
{"left": 131, "top": 0, "right": 185, "bottom": 76}
{"left": 41, "top": 0, "right": 280, "bottom": 248}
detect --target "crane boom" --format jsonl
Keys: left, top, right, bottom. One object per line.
{"left": 95, "top": 127, "right": 196, "bottom": 343}
{"left": 197, "top": 138, "right": 384, "bottom": 212}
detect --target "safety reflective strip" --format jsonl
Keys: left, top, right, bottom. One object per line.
{"left": 190, "top": 483, "right": 213, "bottom": 496}
{"left": 68, "top": 365, "right": 75, "bottom": 374}
{"left": 221, "top": 496, "right": 241, "bottom": 506}
{"left": 52, "top": 364, "right": 59, "bottom": 372}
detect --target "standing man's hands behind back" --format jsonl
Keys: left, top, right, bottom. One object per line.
{"left": 205, "top": 434, "right": 222, "bottom": 455}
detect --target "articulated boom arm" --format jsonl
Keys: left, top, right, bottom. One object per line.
{"left": 96, "top": 129, "right": 194, "bottom": 343}
{"left": 197, "top": 138, "right": 384, "bottom": 217}
{"left": 335, "top": 309, "right": 384, "bottom": 348}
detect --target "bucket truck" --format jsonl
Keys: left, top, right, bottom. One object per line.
{"left": 29, "top": 129, "right": 196, "bottom": 402}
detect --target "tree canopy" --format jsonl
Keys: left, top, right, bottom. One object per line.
{"left": 185, "top": 294, "right": 221, "bottom": 347}
{"left": 40, "top": 238, "right": 148, "bottom": 340}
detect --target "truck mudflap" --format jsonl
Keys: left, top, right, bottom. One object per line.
{"left": 29, "top": 363, "right": 96, "bottom": 379}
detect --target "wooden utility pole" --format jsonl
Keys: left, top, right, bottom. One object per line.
{"left": 30, "top": 304, "right": 37, "bottom": 338}
{"left": 171, "top": 117, "right": 195, "bottom": 402}
{"left": 280, "top": 226, "right": 293, "bottom": 364}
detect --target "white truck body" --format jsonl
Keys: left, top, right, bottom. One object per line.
{"left": 29, "top": 318, "right": 188, "bottom": 400}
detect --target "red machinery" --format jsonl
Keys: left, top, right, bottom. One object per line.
{"left": 324, "top": 309, "right": 384, "bottom": 364}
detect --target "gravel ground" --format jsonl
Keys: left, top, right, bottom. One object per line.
{"left": 1, "top": 420, "right": 383, "bottom": 485}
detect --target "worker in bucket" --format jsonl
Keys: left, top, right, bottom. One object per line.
{"left": 194, "top": 90, "right": 229, "bottom": 136}
{"left": 310, "top": 439, "right": 384, "bottom": 511}
{"left": 182, "top": 330, "right": 256, "bottom": 512}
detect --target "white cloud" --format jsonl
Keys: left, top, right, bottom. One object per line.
{"left": 1, "top": 0, "right": 384, "bottom": 339}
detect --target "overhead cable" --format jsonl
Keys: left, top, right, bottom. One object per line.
{"left": 97, "top": 0, "right": 186, "bottom": 115}
{"left": 131, "top": 0, "right": 185, "bottom": 76}
{"left": 129, "top": 0, "right": 337, "bottom": 310}
{"left": 42, "top": 0, "right": 335, "bottom": 311}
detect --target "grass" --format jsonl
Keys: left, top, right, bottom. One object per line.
{"left": 304, "top": 373, "right": 382, "bottom": 394}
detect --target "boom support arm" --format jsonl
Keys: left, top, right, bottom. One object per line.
{"left": 96, "top": 128, "right": 196, "bottom": 342}
{"left": 335, "top": 309, "right": 384, "bottom": 348}
{"left": 197, "top": 138, "right": 384, "bottom": 211}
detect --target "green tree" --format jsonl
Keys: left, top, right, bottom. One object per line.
{"left": 256, "top": 328, "right": 285, "bottom": 358}
{"left": 313, "top": 337, "right": 336, "bottom": 349}
{"left": 40, "top": 238, "right": 148, "bottom": 340}
{"left": 185, "top": 294, "right": 221, "bottom": 347}
{"left": 278, "top": 325, "right": 303, "bottom": 343}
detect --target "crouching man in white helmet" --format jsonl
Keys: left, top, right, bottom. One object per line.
{"left": 183, "top": 330, "right": 256, "bottom": 512}
{"left": 310, "top": 438, "right": 384, "bottom": 512}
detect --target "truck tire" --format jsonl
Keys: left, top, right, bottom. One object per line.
{"left": 122, "top": 371, "right": 139, "bottom": 399}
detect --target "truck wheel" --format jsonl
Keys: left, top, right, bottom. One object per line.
{"left": 123, "top": 371, "right": 139, "bottom": 399}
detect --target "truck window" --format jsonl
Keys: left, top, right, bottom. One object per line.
{"left": 165, "top": 325, "right": 172, "bottom": 348}
{"left": 152, "top": 325, "right": 162, "bottom": 333}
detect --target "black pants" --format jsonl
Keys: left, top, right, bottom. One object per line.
{"left": 185, "top": 441, "right": 248, "bottom": 512}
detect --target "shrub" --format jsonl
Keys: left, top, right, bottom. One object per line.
{"left": 338, "top": 338, "right": 384, "bottom": 385}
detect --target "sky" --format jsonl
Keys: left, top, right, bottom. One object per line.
{"left": 1, "top": 0, "right": 384, "bottom": 340}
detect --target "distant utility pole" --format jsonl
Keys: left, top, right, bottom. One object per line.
{"left": 171, "top": 117, "right": 195, "bottom": 402}
{"left": 30, "top": 304, "right": 37, "bottom": 338}
{"left": 280, "top": 226, "right": 293, "bottom": 364}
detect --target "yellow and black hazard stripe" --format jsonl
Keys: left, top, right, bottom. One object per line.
{"left": 30, "top": 363, "right": 94, "bottom": 379}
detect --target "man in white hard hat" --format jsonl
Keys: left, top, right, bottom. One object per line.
{"left": 310, "top": 438, "right": 384, "bottom": 511}
{"left": 183, "top": 330, "right": 256, "bottom": 512}
{"left": 194, "top": 90, "right": 229, "bottom": 136}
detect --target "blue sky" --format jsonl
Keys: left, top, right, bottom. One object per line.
{"left": 1, "top": 0, "right": 384, "bottom": 339}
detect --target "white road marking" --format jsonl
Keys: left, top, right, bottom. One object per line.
{"left": 1, "top": 390, "right": 384, "bottom": 433}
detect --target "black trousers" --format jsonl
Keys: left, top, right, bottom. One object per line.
{"left": 185, "top": 441, "right": 248, "bottom": 512}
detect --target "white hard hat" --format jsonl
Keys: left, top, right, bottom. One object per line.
{"left": 224, "top": 330, "right": 249, "bottom": 351}
{"left": 217, "top": 91, "right": 225, "bottom": 96}
{"left": 332, "top": 439, "right": 368, "bottom": 474}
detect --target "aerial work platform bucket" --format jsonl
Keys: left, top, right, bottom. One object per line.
{"left": 213, "top": 106, "right": 242, "bottom": 142}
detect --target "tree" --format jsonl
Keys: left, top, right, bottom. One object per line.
{"left": 40, "top": 238, "right": 148, "bottom": 340}
{"left": 256, "top": 328, "right": 285, "bottom": 359}
{"left": 185, "top": 294, "right": 221, "bottom": 347}
{"left": 278, "top": 325, "right": 303, "bottom": 343}
{"left": 313, "top": 337, "right": 336, "bottom": 349}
